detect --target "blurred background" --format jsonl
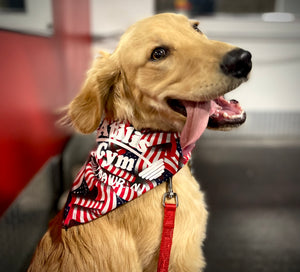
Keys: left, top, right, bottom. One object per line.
{"left": 0, "top": 0, "right": 299, "bottom": 271}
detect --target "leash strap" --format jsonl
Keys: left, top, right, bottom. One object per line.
{"left": 157, "top": 180, "right": 178, "bottom": 272}
{"left": 157, "top": 203, "right": 177, "bottom": 272}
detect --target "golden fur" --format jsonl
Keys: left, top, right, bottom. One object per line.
{"left": 29, "top": 13, "right": 248, "bottom": 271}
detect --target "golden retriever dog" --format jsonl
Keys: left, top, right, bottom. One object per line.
{"left": 28, "top": 13, "right": 251, "bottom": 271}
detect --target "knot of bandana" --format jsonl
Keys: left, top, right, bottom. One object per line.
{"left": 63, "top": 119, "right": 191, "bottom": 228}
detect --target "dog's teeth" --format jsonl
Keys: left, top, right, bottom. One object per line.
{"left": 223, "top": 112, "right": 229, "bottom": 118}
{"left": 231, "top": 111, "right": 244, "bottom": 119}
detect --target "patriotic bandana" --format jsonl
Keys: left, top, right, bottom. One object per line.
{"left": 63, "top": 119, "right": 192, "bottom": 228}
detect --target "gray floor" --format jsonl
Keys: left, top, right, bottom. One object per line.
{"left": 1, "top": 134, "right": 299, "bottom": 271}
{"left": 193, "top": 136, "right": 300, "bottom": 272}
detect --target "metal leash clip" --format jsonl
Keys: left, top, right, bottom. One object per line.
{"left": 162, "top": 178, "right": 179, "bottom": 207}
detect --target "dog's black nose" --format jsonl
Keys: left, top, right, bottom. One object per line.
{"left": 221, "top": 48, "right": 252, "bottom": 78}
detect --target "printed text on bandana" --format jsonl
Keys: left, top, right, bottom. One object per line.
{"left": 63, "top": 119, "right": 188, "bottom": 227}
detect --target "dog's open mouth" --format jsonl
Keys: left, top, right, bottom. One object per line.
{"left": 167, "top": 97, "right": 246, "bottom": 155}
{"left": 208, "top": 96, "right": 246, "bottom": 128}
{"left": 167, "top": 97, "right": 246, "bottom": 129}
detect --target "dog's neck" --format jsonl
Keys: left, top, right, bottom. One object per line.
{"left": 63, "top": 119, "right": 192, "bottom": 228}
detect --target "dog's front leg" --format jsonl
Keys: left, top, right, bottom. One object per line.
{"left": 167, "top": 166, "right": 208, "bottom": 272}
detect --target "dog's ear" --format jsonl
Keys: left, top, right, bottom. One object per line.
{"left": 67, "top": 52, "right": 120, "bottom": 134}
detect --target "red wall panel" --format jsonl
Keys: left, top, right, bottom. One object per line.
{"left": 0, "top": 0, "right": 92, "bottom": 215}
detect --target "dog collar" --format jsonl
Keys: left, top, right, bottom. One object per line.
{"left": 63, "top": 119, "right": 191, "bottom": 228}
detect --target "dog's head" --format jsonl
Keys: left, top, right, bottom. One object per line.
{"left": 67, "top": 13, "right": 251, "bottom": 151}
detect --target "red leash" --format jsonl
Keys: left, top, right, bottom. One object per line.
{"left": 157, "top": 179, "right": 178, "bottom": 272}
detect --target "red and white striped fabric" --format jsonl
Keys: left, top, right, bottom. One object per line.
{"left": 63, "top": 119, "right": 191, "bottom": 228}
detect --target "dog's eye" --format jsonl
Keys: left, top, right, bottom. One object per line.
{"left": 151, "top": 47, "right": 169, "bottom": 61}
{"left": 193, "top": 23, "right": 202, "bottom": 33}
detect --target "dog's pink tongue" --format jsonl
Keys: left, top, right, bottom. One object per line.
{"left": 180, "top": 100, "right": 214, "bottom": 156}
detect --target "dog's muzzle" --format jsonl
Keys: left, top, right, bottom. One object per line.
{"left": 220, "top": 48, "right": 252, "bottom": 78}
